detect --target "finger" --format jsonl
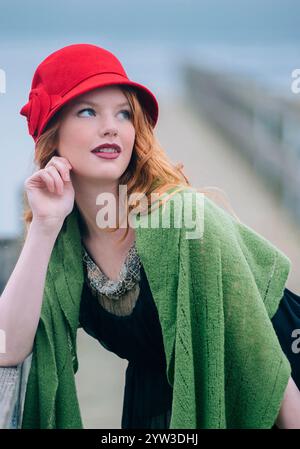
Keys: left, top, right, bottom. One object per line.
{"left": 54, "top": 156, "right": 72, "bottom": 170}
{"left": 45, "top": 160, "right": 70, "bottom": 182}
{"left": 45, "top": 166, "right": 64, "bottom": 195}
{"left": 46, "top": 158, "right": 71, "bottom": 181}
{"left": 54, "top": 156, "right": 73, "bottom": 171}
{"left": 39, "top": 171, "right": 55, "bottom": 193}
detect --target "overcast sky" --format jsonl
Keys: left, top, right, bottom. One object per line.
{"left": 0, "top": 0, "right": 299, "bottom": 43}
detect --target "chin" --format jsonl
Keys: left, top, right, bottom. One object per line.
{"left": 90, "top": 171, "right": 122, "bottom": 182}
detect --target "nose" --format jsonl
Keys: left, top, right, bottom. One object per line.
{"left": 103, "top": 127, "right": 118, "bottom": 137}
{"left": 98, "top": 115, "right": 118, "bottom": 137}
{"left": 101, "top": 126, "right": 118, "bottom": 136}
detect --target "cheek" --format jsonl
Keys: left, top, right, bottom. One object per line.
{"left": 58, "top": 122, "right": 87, "bottom": 156}
{"left": 125, "top": 126, "right": 136, "bottom": 151}
{"left": 60, "top": 121, "right": 83, "bottom": 143}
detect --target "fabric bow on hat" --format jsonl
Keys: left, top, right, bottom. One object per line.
{"left": 20, "top": 87, "right": 62, "bottom": 140}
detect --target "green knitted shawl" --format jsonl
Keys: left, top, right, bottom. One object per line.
{"left": 21, "top": 186, "right": 291, "bottom": 429}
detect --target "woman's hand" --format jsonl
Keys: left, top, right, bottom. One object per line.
{"left": 25, "top": 156, "right": 75, "bottom": 229}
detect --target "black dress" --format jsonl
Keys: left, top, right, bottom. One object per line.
{"left": 79, "top": 262, "right": 173, "bottom": 429}
{"left": 271, "top": 287, "right": 300, "bottom": 390}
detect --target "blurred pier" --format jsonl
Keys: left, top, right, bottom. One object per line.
{"left": 1, "top": 71, "right": 300, "bottom": 427}
{"left": 183, "top": 64, "right": 300, "bottom": 225}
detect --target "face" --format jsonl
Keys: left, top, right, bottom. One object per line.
{"left": 57, "top": 85, "right": 135, "bottom": 184}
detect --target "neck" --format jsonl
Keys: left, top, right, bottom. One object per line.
{"left": 72, "top": 174, "right": 127, "bottom": 243}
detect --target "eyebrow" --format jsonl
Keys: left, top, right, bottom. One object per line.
{"left": 72, "top": 100, "right": 130, "bottom": 108}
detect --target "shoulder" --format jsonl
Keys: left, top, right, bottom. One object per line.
{"left": 161, "top": 185, "right": 236, "bottom": 236}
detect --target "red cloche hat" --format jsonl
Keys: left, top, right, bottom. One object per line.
{"left": 20, "top": 43, "right": 159, "bottom": 142}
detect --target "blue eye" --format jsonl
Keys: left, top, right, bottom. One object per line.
{"left": 77, "top": 108, "right": 95, "bottom": 117}
{"left": 119, "top": 109, "right": 132, "bottom": 120}
{"left": 77, "top": 108, "right": 132, "bottom": 119}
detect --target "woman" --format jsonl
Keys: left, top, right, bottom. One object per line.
{"left": 0, "top": 43, "right": 299, "bottom": 429}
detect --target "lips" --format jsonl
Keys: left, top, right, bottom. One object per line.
{"left": 91, "top": 143, "right": 121, "bottom": 153}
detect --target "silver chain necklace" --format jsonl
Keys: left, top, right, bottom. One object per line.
{"left": 82, "top": 241, "right": 142, "bottom": 300}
